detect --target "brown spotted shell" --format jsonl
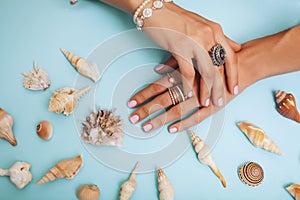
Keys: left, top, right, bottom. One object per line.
{"left": 36, "top": 121, "right": 53, "bottom": 140}
{"left": 238, "top": 162, "right": 264, "bottom": 186}
{"left": 77, "top": 184, "right": 100, "bottom": 200}
{"left": 276, "top": 90, "right": 300, "bottom": 123}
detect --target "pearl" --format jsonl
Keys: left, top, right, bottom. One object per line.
{"left": 153, "top": 0, "right": 163, "bottom": 9}
{"left": 143, "top": 8, "right": 153, "bottom": 18}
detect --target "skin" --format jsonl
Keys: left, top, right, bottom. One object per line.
{"left": 128, "top": 25, "right": 300, "bottom": 133}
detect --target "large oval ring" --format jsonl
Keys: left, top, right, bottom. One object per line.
{"left": 209, "top": 44, "right": 226, "bottom": 66}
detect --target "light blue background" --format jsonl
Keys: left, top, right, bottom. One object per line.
{"left": 1, "top": 0, "right": 300, "bottom": 199}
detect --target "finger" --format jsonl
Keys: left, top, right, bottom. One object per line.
{"left": 225, "top": 36, "right": 241, "bottom": 52}
{"left": 199, "top": 77, "right": 211, "bottom": 107}
{"left": 211, "top": 67, "right": 225, "bottom": 107}
{"left": 155, "top": 56, "right": 178, "bottom": 74}
{"left": 141, "top": 97, "right": 200, "bottom": 132}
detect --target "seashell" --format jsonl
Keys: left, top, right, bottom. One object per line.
{"left": 77, "top": 184, "right": 100, "bottom": 200}
{"left": 48, "top": 86, "right": 90, "bottom": 116}
{"left": 70, "top": 0, "right": 78, "bottom": 5}
{"left": 36, "top": 155, "right": 83, "bottom": 185}
{"left": 189, "top": 130, "right": 226, "bottom": 188}
{"left": 0, "top": 108, "right": 17, "bottom": 146}
{"left": 36, "top": 121, "right": 53, "bottom": 140}
{"left": 119, "top": 162, "right": 139, "bottom": 200}
{"left": 275, "top": 90, "right": 300, "bottom": 123}
{"left": 237, "top": 121, "right": 284, "bottom": 156}
{"left": 238, "top": 162, "right": 264, "bottom": 187}
{"left": 60, "top": 48, "right": 100, "bottom": 82}
{"left": 0, "top": 161, "right": 32, "bottom": 189}
{"left": 22, "top": 61, "right": 51, "bottom": 91}
{"left": 286, "top": 184, "right": 300, "bottom": 200}
{"left": 81, "top": 107, "right": 124, "bottom": 147}
{"left": 157, "top": 168, "right": 175, "bottom": 200}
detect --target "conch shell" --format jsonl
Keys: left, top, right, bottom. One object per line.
{"left": 77, "top": 184, "right": 100, "bottom": 200}
{"left": 48, "top": 86, "right": 90, "bottom": 116}
{"left": 189, "top": 130, "right": 226, "bottom": 188}
{"left": 0, "top": 161, "right": 32, "bottom": 189}
{"left": 60, "top": 48, "right": 100, "bottom": 82}
{"left": 36, "top": 155, "right": 83, "bottom": 185}
{"left": 275, "top": 90, "right": 300, "bottom": 123}
{"left": 119, "top": 162, "right": 139, "bottom": 200}
{"left": 237, "top": 121, "right": 284, "bottom": 156}
{"left": 287, "top": 184, "right": 300, "bottom": 200}
{"left": 81, "top": 107, "right": 124, "bottom": 147}
{"left": 36, "top": 121, "right": 53, "bottom": 140}
{"left": 157, "top": 168, "right": 175, "bottom": 200}
{"left": 0, "top": 108, "right": 17, "bottom": 146}
{"left": 22, "top": 61, "right": 51, "bottom": 91}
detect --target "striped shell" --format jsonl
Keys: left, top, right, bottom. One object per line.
{"left": 238, "top": 162, "right": 264, "bottom": 186}
{"left": 275, "top": 90, "right": 300, "bottom": 123}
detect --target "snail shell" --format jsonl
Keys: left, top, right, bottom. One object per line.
{"left": 36, "top": 121, "right": 53, "bottom": 140}
{"left": 77, "top": 184, "right": 100, "bottom": 200}
{"left": 238, "top": 162, "right": 264, "bottom": 186}
{"left": 275, "top": 90, "right": 300, "bottom": 123}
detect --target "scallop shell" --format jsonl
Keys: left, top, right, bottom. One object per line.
{"left": 0, "top": 161, "right": 32, "bottom": 189}
{"left": 238, "top": 162, "right": 264, "bottom": 187}
{"left": 189, "top": 130, "right": 226, "bottom": 188}
{"left": 237, "top": 121, "right": 284, "bottom": 156}
{"left": 286, "top": 184, "right": 300, "bottom": 200}
{"left": 157, "top": 168, "right": 175, "bottom": 200}
{"left": 81, "top": 107, "right": 124, "bottom": 147}
{"left": 0, "top": 108, "right": 17, "bottom": 146}
{"left": 60, "top": 48, "right": 100, "bottom": 82}
{"left": 77, "top": 184, "right": 100, "bottom": 200}
{"left": 36, "top": 121, "right": 53, "bottom": 140}
{"left": 119, "top": 162, "right": 139, "bottom": 200}
{"left": 275, "top": 90, "right": 300, "bottom": 123}
{"left": 48, "top": 86, "right": 90, "bottom": 116}
{"left": 22, "top": 61, "right": 50, "bottom": 91}
{"left": 36, "top": 155, "right": 83, "bottom": 185}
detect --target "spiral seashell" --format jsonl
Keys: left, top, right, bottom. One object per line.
{"left": 238, "top": 162, "right": 264, "bottom": 187}
{"left": 77, "top": 184, "right": 100, "bottom": 200}
{"left": 36, "top": 121, "right": 53, "bottom": 140}
{"left": 0, "top": 108, "right": 17, "bottom": 146}
{"left": 157, "top": 168, "right": 175, "bottom": 200}
{"left": 286, "top": 184, "right": 300, "bottom": 200}
{"left": 119, "top": 162, "right": 139, "bottom": 200}
{"left": 275, "top": 90, "right": 300, "bottom": 123}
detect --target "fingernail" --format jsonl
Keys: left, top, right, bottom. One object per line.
{"left": 169, "top": 127, "right": 178, "bottom": 133}
{"left": 130, "top": 115, "right": 139, "bottom": 124}
{"left": 155, "top": 64, "right": 165, "bottom": 71}
{"left": 218, "top": 98, "right": 223, "bottom": 107}
{"left": 143, "top": 124, "right": 153, "bottom": 132}
{"left": 234, "top": 85, "right": 239, "bottom": 95}
{"left": 128, "top": 100, "right": 137, "bottom": 108}
{"left": 204, "top": 98, "right": 210, "bottom": 107}
{"left": 187, "top": 91, "right": 193, "bottom": 98}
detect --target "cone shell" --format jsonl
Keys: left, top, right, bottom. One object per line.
{"left": 36, "top": 121, "right": 53, "bottom": 140}
{"left": 36, "top": 155, "right": 83, "bottom": 185}
{"left": 287, "top": 184, "right": 300, "bottom": 200}
{"left": 77, "top": 184, "right": 100, "bottom": 200}
{"left": 238, "top": 162, "right": 264, "bottom": 187}
{"left": 119, "top": 162, "right": 139, "bottom": 200}
{"left": 275, "top": 90, "right": 300, "bottom": 123}
{"left": 0, "top": 108, "right": 17, "bottom": 146}
{"left": 60, "top": 48, "right": 100, "bottom": 82}
{"left": 157, "top": 168, "right": 175, "bottom": 200}
{"left": 237, "top": 121, "right": 284, "bottom": 156}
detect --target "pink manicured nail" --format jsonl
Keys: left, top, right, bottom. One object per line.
{"left": 204, "top": 98, "right": 210, "bottom": 107}
{"left": 128, "top": 100, "right": 137, "bottom": 108}
{"left": 169, "top": 127, "right": 178, "bottom": 133}
{"left": 234, "top": 85, "right": 239, "bottom": 95}
{"left": 143, "top": 124, "right": 153, "bottom": 132}
{"left": 130, "top": 115, "right": 139, "bottom": 124}
{"left": 187, "top": 91, "right": 193, "bottom": 98}
{"left": 155, "top": 64, "right": 165, "bottom": 71}
{"left": 218, "top": 98, "right": 223, "bottom": 107}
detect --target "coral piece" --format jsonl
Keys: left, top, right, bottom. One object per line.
{"left": 119, "top": 162, "right": 139, "bottom": 200}
{"left": 48, "top": 86, "right": 90, "bottom": 116}
{"left": 189, "top": 130, "right": 226, "bottom": 188}
{"left": 0, "top": 161, "right": 32, "bottom": 189}
{"left": 287, "top": 184, "right": 300, "bottom": 200}
{"left": 81, "top": 107, "right": 124, "bottom": 147}
{"left": 238, "top": 162, "right": 264, "bottom": 186}
{"left": 36, "top": 121, "right": 53, "bottom": 140}
{"left": 275, "top": 90, "right": 300, "bottom": 123}
{"left": 157, "top": 168, "right": 175, "bottom": 200}
{"left": 60, "top": 48, "right": 100, "bottom": 82}
{"left": 0, "top": 108, "right": 17, "bottom": 146}
{"left": 77, "top": 184, "right": 100, "bottom": 200}
{"left": 22, "top": 61, "right": 50, "bottom": 91}
{"left": 237, "top": 121, "right": 284, "bottom": 156}
{"left": 36, "top": 155, "right": 83, "bottom": 185}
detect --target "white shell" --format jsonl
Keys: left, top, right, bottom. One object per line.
{"left": 157, "top": 168, "right": 175, "bottom": 200}
{"left": 60, "top": 48, "right": 100, "bottom": 82}
{"left": 0, "top": 161, "right": 32, "bottom": 189}
{"left": 22, "top": 61, "right": 50, "bottom": 91}
{"left": 81, "top": 107, "right": 124, "bottom": 147}
{"left": 119, "top": 162, "right": 139, "bottom": 200}
{"left": 0, "top": 108, "right": 17, "bottom": 146}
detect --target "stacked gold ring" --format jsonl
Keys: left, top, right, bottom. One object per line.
{"left": 168, "top": 85, "right": 186, "bottom": 105}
